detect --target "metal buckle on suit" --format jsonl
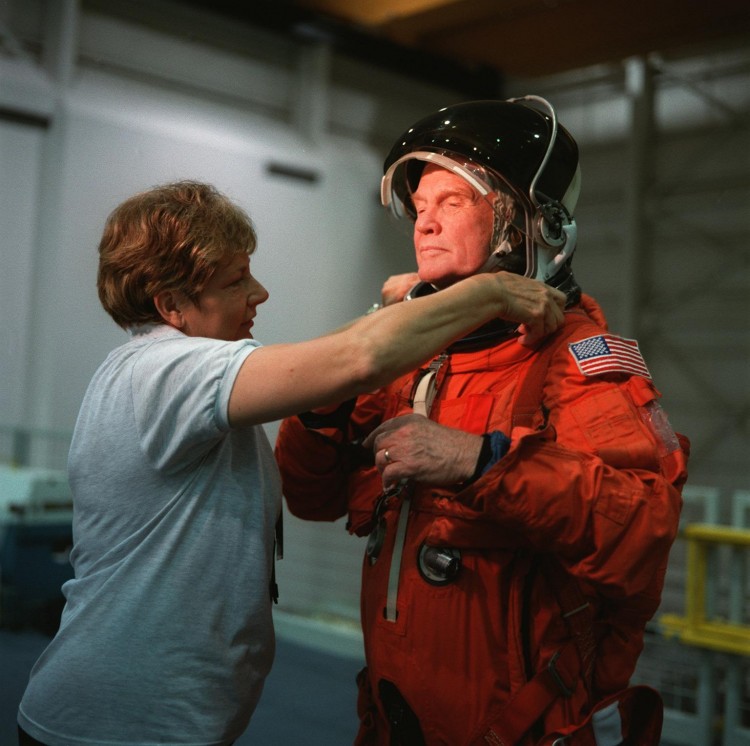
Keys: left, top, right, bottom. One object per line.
{"left": 547, "top": 650, "right": 576, "bottom": 698}
{"left": 365, "top": 519, "right": 386, "bottom": 565}
{"left": 365, "top": 482, "right": 407, "bottom": 565}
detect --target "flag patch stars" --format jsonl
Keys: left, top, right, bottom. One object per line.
{"left": 569, "top": 334, "right": 652, "bottom": 379}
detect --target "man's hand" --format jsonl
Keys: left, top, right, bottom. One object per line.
{"left": 363, "top": 414, "right": 482, "bottom": 489}
{"left": 381, "top": 272, "right": 420, "bottom": 306}
{"left": 491, "top": 272, "right": 566, "bottom": 346}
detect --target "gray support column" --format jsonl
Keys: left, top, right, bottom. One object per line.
{"left": 621, "top": 57, "right": 655, "bottom": 342}
{"left": 42, "top": 0, "right": 79, "bottom": 88}
{"left": 22, "top": 0, "right": 80, "bottom": 462}
{"left": 293, "top": 40, "right": 331, "bottom": 145}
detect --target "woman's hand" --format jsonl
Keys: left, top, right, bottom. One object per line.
{"left": 490, "top": 272, "right": 566, "bottom": 346}
{"left": 381, "top": 272, "right": 420, "bottom": 306}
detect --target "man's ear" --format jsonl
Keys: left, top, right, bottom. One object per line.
{"left": 153, "top": 290, "right": 186, "bottom": 329}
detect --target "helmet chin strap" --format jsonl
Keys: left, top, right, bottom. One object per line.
{"left": 478, "top": 239, "right": 513, "bottom": 273}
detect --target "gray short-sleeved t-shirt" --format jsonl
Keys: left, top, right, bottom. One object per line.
{"left": 19, "top": 324, "right": 282, "bottom": 745}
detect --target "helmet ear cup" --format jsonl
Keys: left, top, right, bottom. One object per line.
{"left": 534, "top": 201, "right": 568, "bottom": 249}
{"left": 531, "top": 200, "right": 578, "bottom": 281}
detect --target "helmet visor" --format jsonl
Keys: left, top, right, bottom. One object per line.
{"left": 382, "top": 150, "right": 528, "bottom": 226}
{"left": 381, "top": 151, "right": 499, "bottom": 219}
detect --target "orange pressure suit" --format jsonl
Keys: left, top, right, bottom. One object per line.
{"left": 275, "top": 295, "right": 688, "bottom": 745}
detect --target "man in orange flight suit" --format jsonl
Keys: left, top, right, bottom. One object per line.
{"left": 275, "top": 97, "right": 689, "bottom": 745}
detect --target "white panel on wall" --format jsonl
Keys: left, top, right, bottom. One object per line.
{"left": 0, "top": 119, "right": 44, "bottom": 428}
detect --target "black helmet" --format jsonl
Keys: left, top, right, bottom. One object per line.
{"left": 381, "top": 96, "right": 581, "bottom": 288}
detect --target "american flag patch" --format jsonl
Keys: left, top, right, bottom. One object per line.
{"left": 569, "top": 334, "right": 652, "bottom": 379}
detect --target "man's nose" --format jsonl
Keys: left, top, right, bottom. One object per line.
{"left": 415, "top": 208, "right": 438, "bottom": 233}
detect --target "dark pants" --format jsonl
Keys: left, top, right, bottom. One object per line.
{"left": 18, "top": 726, "right": 47, "bottom": 746}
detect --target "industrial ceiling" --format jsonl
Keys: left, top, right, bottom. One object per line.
{"left": 188, "top": 0, "right": 750, "bottom": 94}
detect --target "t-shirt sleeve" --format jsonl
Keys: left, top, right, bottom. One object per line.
{"left": 131, "top": 337, "right": 261, "bottom": 472}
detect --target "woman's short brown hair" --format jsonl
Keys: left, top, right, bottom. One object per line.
{"left": 97, "top": 180, "right": 257, "bottom": 328}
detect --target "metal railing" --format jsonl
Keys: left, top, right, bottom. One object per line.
{"left": 634, "top": 487, "right": 750, "bottom": 746}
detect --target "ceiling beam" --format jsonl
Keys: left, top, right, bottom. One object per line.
{"left": 295, "top": 0, "right": 471, "bottom": 27}
{"left": 296, "top": 0, "right": 750, "bottom": 77}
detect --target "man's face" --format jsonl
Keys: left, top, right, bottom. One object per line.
{"left": 411, "top": 164, "right": 495, "bottom": 287}
{"left": 179, "top": 253, "right": 269, "bottom": 341}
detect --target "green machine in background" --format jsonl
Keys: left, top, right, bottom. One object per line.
{"left": 0, "top": 465, "right": 74, "bottom": 634}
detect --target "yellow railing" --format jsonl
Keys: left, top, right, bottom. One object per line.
{"left": 660, "top": 523, "right": 750, "bottom": 656}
